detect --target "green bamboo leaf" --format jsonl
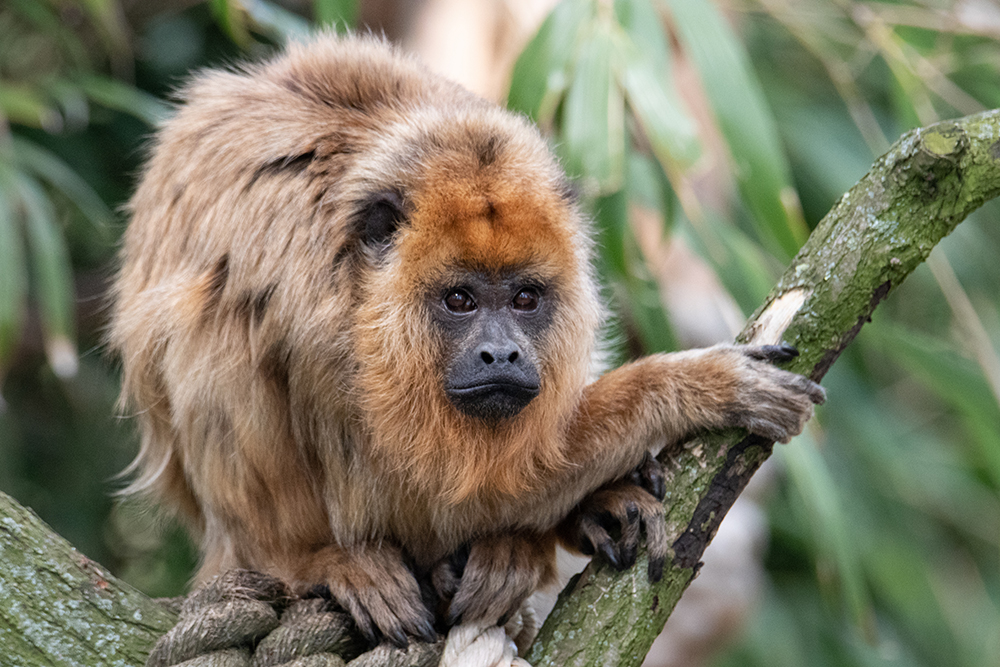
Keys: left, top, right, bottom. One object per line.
{"left": 11, "top": 137, "right": 112, "bottom": 230}
{"left": 0, "top": 171, "right": 28, "bottom": 368}
{"left": 619, "top": 48, "right": 699, "bottom": 169}
{"left": 0, "top": 84, "right": 62, "bottom": 131}
{"left": 243, "top": 0, "right": 312, "bottom": 43}
{"left": 75, "top": 75, "right": 170, "bottom": 127}
{"left": 45, "top": 80, "right": 91, "bottom": 130}
{"left": 614, "top": 0, "right": 669, "bottom": 65}
{"left": 867, "top": 321, "right": 1000, "bottom": 489}
{"left": 596, "top": 190, "right": 678, "bottom": 354}
{"left": 78, "top": 0, "right": 132, "bottom": 58}
{"left": 664, "top": 0, "right": 807, "bottom": 258}
{"left": 508, "top": 0, "right": 594, "bottom": 122}
{"left": 781, "top": 431, "right": 876, "bottom": 642}
{"left": 561, "top": 23, "right": 625, "bottom": 194}
{"left": 314, "top": 0, "right": 357, "bottom": 31}
{"left": 210, "top": 0, "right": 253, "bottom": 48}
{"left": 615, "top": 0, "right": 699, "bottom": 168}
{"left": 13, "top": 174, "right": 78, "bottom": 378}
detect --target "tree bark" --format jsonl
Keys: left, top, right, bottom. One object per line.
{"left": 526, "top": 110, "right": 1000, "bottom": 667}
{"left": 0, "top": 490, "right": 177, "bottom": 666}
{"left": 1, "top": 110, "right": 999, "bottom": 667}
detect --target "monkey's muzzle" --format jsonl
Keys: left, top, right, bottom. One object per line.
{"left": 446, "top": 381, "right": 540, "bottom": 422}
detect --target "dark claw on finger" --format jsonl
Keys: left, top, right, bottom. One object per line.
{"left": 625, "top": 503, "right": 639, "bottom": 523}
{"left": 634, "top": 452, "right": 666, "bottom": 501}
{"left": 648, "top": 555, "right": 664, "bottom": 582}
{"left": 598, "top": 538, "right": 622, "bottom": 569}
{"left": 388, "top": 627, "right": 409, "bottom": 649}
{"left": 620, "top": 542, "right": 637, "bottom": 569}
{"left": 414, "top": 619, "right": 437, "bottom": 644}
{"left": 753, "top": 344, "right": 799, "bottom": 363}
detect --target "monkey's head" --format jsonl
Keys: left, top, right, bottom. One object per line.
{"left": 347, "top": 105, "right": 602, "bottom": 495}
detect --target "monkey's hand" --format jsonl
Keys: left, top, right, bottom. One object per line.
{"left": 718, "top": 344, "right": 826, "bottom": 443}
{"left": 306, "top": 543, "right": 436, "bottom": 648}
{"left": 432, "top": 532, "right": 555, "bottom": 627}
{"left": 557, "top": 452, "right": 668, "bottom": 581}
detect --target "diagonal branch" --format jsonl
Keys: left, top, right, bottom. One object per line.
{"left": 527, "top": 109, "right": 1000, "bottom": 667}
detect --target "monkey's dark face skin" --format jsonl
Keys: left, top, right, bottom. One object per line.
{"left": 432, "top": 270, "right": 551, "bottom": 423}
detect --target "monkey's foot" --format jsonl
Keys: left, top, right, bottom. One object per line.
{"left": 433, "top": 533, "right": 555, "bottom": 627}
{"left": 558, "top": 473, "right": 668, "bottom": 582}
{"left": 305, "top": 543, "right": 437, "bottom": 648}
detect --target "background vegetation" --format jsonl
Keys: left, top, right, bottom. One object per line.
{"left": 1, "top": 1, "right": 997, "bottom": 665}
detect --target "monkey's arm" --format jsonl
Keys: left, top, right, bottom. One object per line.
{"left": 560, "top": 344, "right": 824, "bottom": 497}
{"left": 550, "top": 346, "right": 822, "bottom": 577}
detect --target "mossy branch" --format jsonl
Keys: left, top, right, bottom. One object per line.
{"left": 526, "top": 110, "right": 1000, "bottom": 667}
{"left": 0, "top": 490, "right": 177, "bottom": 666}
{"left": 1, "top": 111, "right": 999, "bottom": 667}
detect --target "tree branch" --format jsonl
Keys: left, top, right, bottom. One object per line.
{"left": 526, "top": 110, "right": 1000, "bottom": 667}
{"left": 0, "top": 490, "right": 177, "bottom": 666}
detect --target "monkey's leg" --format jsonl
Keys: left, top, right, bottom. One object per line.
{"left": 432, "top": 532, "right": 557, "bottom": 627}
{"left": 295, "top": 542, "right": 436, "bottom": 648}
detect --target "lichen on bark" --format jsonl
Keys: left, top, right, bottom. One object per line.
{"left": 0, "top": 490, "right": 177, "bottom": 666}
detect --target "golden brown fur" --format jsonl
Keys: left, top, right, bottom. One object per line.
{"left": 110, "top": 34, "right": 823, "bottom": 644}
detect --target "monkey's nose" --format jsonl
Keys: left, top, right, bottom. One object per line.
{"left": 478, "top": 344, "right": 520, "bottom": 365}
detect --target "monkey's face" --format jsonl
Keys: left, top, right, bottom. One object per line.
{"left": 351, "top": 109, "right": 602, "bottom": 454}
{"left": 431, "top": 271, "right": 549, "bottom": 422}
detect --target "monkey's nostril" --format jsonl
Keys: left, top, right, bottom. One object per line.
{"left": 508, "top": 350, "right": 518, "bottom": 363}
{"left": 481, "top": 351, "right": 495, "bottom": 364}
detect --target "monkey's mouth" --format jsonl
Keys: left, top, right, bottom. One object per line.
{"left": 446, "top": 382, "right": 540, "bottom": 421}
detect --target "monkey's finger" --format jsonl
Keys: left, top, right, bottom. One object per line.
{"left": 333, "top": 586, "right": 381, "bottom": 646}
{"left": 367, "top": 599, "right": 410, "bottom": 649}
{"left": 642, "top": 505, "right": 668, "bottom": 583}
{"left": 575, "top": 514, "right": 622, "bottom": 569}
{"left": 746, "top": 344, "right": 799, "bottom": 363}
{"left": 796, "top": 374, "right": 827, "bottom": 405}
{"left": 627, "top": 451, "right": 666, "bottom": 501}
{"left": 617, "top": 502, "right": 642, "bottom": 570}
{"left": 375, "top": 585, "right": 437, "bottom": 646}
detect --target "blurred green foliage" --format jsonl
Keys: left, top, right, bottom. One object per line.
{"left": 0, "top": 0, "right": 998, "bottom": 664}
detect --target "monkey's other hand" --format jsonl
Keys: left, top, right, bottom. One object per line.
{"left": 723, "top": 344, "right": 826, "bottom": 443}
{"left": 434, "top": 533, "right": 554, "bottom": 627}
{"left": 313, "top": 544, "right": 436, "bottom": 648}
{"left": 557, "top": 473, "right": 668, "bottom": 582}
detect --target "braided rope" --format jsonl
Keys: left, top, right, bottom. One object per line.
{"left": 147, "top": 570, "right": 537, "bottom": 667}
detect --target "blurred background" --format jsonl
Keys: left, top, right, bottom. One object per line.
{"left": 1, "top": 0, "right": 999, "bottom": 665}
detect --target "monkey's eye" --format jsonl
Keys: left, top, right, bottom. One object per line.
{"left": 511, "top": 288, "right": 540, "bottom": 312}
{"left": 444, "top": 289, "right": 477, "bottom": 313}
